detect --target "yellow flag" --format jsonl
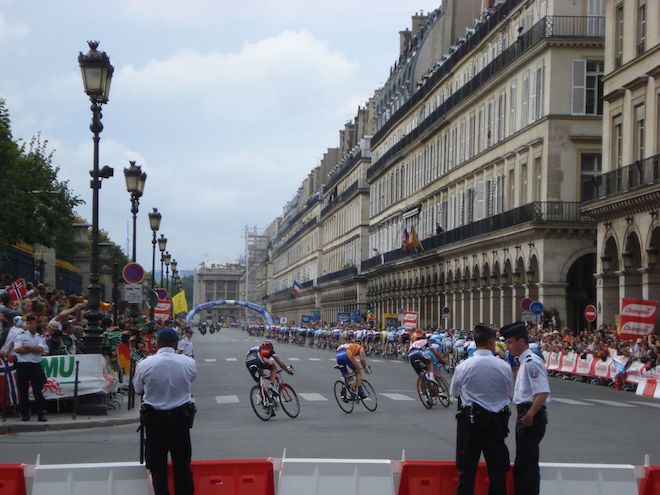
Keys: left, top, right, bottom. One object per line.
{"left": 172, "top": 290, "right": 189, "bottom": 315}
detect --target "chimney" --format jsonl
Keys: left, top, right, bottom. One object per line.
{"left": 411, "top": 10, "right": 429, "bottom": 34}
{"left": 399, "top": 28, "right": 411, "bottom": 56}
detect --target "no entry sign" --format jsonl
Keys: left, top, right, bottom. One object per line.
{"left": 585, "top": 305, "right": 597, "bottom": 322}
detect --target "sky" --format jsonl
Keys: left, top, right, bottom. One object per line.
{"left": 0, "top": 0, "right": 441, "bottom": 271}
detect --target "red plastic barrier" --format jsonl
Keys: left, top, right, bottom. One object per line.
{"left": 167, "top": 459, "right": 274, "bottom": 495}
{"left": 398, "top": 461, "right": 513, "bottom": 495}
{"left": 639, "top": 466, "right": 660, "bottom": 495}
{"left": 0, "top": 465, "right": 26, "bottom": 495}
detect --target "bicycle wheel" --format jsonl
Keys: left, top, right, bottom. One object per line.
{"left": 436, "top": 375, "right": 451, "bottom": 408}
{"left": 333, "top": 380, "right": 354, "bottom": 413}
{"left": 278, "top": 384, "right": 300, "bottom": 418}
{"left": 249, "top": 385, "right": 273, "bottom": 421}
{"left": 416, "top": 376, "right": 433, "bottom": 409}
{"left": 360, "top": 380, "right": 378, "bottom": 412}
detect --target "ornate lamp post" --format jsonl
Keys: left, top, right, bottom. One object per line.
{"left": 163, "top": 251, "right": 171, "bottom": 294}
{"left": 123, "top": 161, "right": 147, "bottom": 262}
{"left": 148, "top": 208, "right": 162, "bottom": 321}
{"left": 158, "top": 234, "right": 167, "bottom": 288}
{"left": 78, "top": 41, "right": 114, "bottom": 354}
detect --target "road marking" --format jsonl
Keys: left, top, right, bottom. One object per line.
{"left": 215, "top": 395, "right": 239, "bottom": 404}
{"left": 380, "top": 393, "right": 415, "bottom": 401}
{"left": 371, "top": 359, "right": 384, "bottom": 363}
{"left": 308, "top": 358, "right": 322, "bottom": 361}
{"left": 204, "top": 359, "right": 217, "bottom": 363}
{"left": 629, "top": 401, "right": 660, "bottom": 409}
{"left": 551, "top": 398, "right": 594, "bottom": 406}
{"left": 288, "top": 358, "right": 301, "bottom": 361}
{"left": 299, "top": 393, "right": 327, "bottom": 401}
{"left": 328, "top": 358, "right": 336, "bottom": 361}
{"left": 225, "top": 358, "right": 237, "bottom": 362}
{"left": 585, "top": 399, "right": 638, "bottom": 407}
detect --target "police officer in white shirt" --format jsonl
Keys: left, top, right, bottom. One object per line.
{"left": 177, "top": 328, "right": 194, "bottom": 358}
{"left": 502, "top": 321, "right": 550, "bottom": 495}
{"left": 13, "top": 314, "right": 48, "bottom": 422}
{"left": 450, "top": 324, "right": 513, "bottom": 495}
{"left": 134, "top": 328, "right": 197, "bottom": 495}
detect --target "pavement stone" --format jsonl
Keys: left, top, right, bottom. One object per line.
{"left": 1, "top": 406, "right": 140, "bottom": 434}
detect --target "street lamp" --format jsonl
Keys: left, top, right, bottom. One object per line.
{"left": 163, "top": 251, "right": 171, "bottom": 294}
{"left": 78, "top": 40, "right": 114, "bottom": 354}
{"left": 158, "top": 234, "right": 167, "bottom": 288}
{"left": 124, "top": 161, "right": 147, "bottom": 262}
{"left": 148, "top": 208, "right": 162, "bottom": 320}
{"left": 170, "top": 258, "right": 178, "bottom": 277}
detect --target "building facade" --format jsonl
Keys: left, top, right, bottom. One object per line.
{"left": 192, "top": 262, "right": 243, "bottom": 323}
{"left": 364, "top": 0, "right": 605, "bottom": 331}
{"left": 582, "top": 0, "right": 659, "bottom": 328}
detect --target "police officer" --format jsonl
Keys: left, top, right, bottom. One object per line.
{"left": 134, "top": 328, "right": 197, "bottom": 495}
{"left": 177, "top": 328, "right": 194, "bottom": 358}
{"left": 502, "top": 321, "right": 550, "bottom": 495}
{"left": 449, "top": 323, "right": 513, "bottom": 495}
{"left": 13, "top": 314, "right": 48, "bottom": 422}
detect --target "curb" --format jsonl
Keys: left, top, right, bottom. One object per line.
{"left": 0, "top": 414, "right": 139, "bottom": 434}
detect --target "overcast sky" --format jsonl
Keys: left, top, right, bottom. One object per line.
{"left": 0, "top": 0, "right": 440, "bottom": 271}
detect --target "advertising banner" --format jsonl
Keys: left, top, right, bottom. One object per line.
{"left": 154, "top": 299, "right": 173, "bottom": 321}
{"left": 620, "top": 298, "right": 657, "bottom": 339}
{"left": 402, "top": 311, "right": 418, "bottom": 330}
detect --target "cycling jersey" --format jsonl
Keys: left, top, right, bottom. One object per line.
{"left": 337, "top": 343, "right": 363, "bottom": 356}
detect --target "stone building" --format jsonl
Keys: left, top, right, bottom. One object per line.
{"left": 192, "top": 262, "right": 243, "bottom": 323}
{"left": 581, "top": 0, "right": 659, "bottom": 328}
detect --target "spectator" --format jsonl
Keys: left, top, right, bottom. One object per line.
{"left": 46, "top": 329, "right": 68, "bottom": 355}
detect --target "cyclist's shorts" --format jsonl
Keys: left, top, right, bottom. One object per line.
{"left": 428, "top": 345, "right": 441, "bottom": 369}
{"left": 246, "top": 350, "right": 274, "bottom": 382}
{"left": 441, "top": 339, "right": 453, "bottom": 353}
{"left": 336, "top": 349, "right": 356, "bottom": 375}
{"left": 408, "top": 349, "right": 430, "bottom": 373}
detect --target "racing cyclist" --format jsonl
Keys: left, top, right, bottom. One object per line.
{"left": 408, "top": 333, "right": 443, "bottom": 384}
{"left": 245, "top": 341, "right": 293, "bottom": 391}
{"left": 336, "top": 340, "right": 371, "bottom": 398}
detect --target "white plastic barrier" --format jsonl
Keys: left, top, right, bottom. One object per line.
{"left": 539, "top": 463, "right": 638, "bottom": 495}
{"left": 31, "top": 462, "right": 151, "bottom": 495}
{"left": 277, "top": 458, "right": 395, "bottom": 495}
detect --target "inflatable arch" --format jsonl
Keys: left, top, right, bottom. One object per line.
{"left": 185, "top": 300, "right": 274, "bottom": 325}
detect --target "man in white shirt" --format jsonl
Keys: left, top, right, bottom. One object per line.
{"left": 13, "top": 315, "right": 48, "bottom": 422}
{"left": 450, "top": 324, "right": 513, "bottom": 495}
{"left": 0, "top": 316, "right": 24, "bottom": 358}
{"left": 503, "top": 321, "right": 550, "bottom": 495}
{"left": 177, "top": 328, "right": 194, "bottom": 357}
{"left": 134, "top": 327, "right": 197, "bottom": 495}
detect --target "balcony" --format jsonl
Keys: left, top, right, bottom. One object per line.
{"left": 317, "top": 266, "right": 358, "bottom": 285}
{"left": 368, "top": 15, "right": 605, "bottom": 181}
{"left": 321, "top": 179, "right": 368, "bottom": 218}
{"left": 361, "top": 201, "right": 593, "bottom": 271}
{"left": 582, "top": 154, "right": 660, "bottom": 203}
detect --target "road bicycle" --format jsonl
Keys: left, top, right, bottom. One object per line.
{"left": 249, "top": 366, "right": 300, "bottom": 421}
{"left": 333, "top": 365, "right": 378, "bottom": 413}
{"left": 412, "top": 359, "right": 451, "bottom": 409}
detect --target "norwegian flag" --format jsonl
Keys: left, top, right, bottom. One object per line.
{"left": 6, "top": 278, "right": 27, "bottom": 301}
{"left": 0, "top": 357, "right": 18, "bottom": 407}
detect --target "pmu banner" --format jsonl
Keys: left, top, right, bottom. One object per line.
{"left": 619, "top": 298, "right": 657, "bottom": 339}
{"left": 39, "top": 354, "right": 118, "bottom": 400}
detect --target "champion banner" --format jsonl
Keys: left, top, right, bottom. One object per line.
{"left": 619, "top": 298, "right": 657, "bottom": 339}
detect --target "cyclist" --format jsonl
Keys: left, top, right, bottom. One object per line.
{"left": 245, "top": 341, "right": 293, "bottom": 391}
{"left": 408, "top": 332, "right": 443, "bottom": 384}
{"left": 336, "top": 339, "right": 371, "bottom": 398}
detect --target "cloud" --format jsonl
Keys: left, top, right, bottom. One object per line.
{"left": 0, "top": 12, "right": 29, "bottom": 44}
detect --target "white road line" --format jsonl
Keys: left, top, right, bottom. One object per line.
{"left": 308, "top": 358, "right": 322, "bottom": 361}
{"left": 225, "top": 358, "right": 237, "bottom": 362}
{"left": 371, "top": 359, "right": 384, "bottom": 363}
{"left": 288, "top": 358, "right": 301, "bottom": 361}
{"left": 204, "top": 358, "right": 217, "bottom": 363}
{"left": 215, "top": 395, "right": 239, "bottom": 404}
{"left": 328, "top": 358, "right": 336, "bottom": 361}
{"left": 585, "top": 399, "right": 638, "bottom": 407}
{"left": 629, "top": 401, "right": 660, "bottom": 408}
{"left": 551, "top": 398, "right": 594, "bottom": 406}
{"left": 380, "top": 393, "right": 415, "bottom": 401}
{"left": 299, "top": 393, "right": 328, "bottom": 401}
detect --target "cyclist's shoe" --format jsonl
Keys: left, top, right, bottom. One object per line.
{"left": 340, "top": 390, "right": 349, "bottom": 403}
{"left": 357, "top": 387, "right": 368, "bottom": 399}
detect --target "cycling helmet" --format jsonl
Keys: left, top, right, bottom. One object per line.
{"left": 260, "top": 341, "right": 273, "bottom": 351}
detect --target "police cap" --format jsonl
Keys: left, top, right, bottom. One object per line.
{"left": 501, "top": 321, "right": 527, "bottom": 340}
{"left": 473, "top": 323, "right": 495, "bottom": 339}
{"left": 157, "top": 327, "right": 178, "bottom": 342}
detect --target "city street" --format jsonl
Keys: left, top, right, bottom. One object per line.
{"left": 1, "top": 327, "right": 659, "bottom": 465}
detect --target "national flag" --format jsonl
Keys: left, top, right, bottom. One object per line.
{"left": 402, "top": 228, "right": 410, "bottom": 251}
{"left": 6, "top": 279, "right": 27, "bottom": 301}
{"left": 410, "top": 225, "right": 424, "bottom": 252}
{"left": 172, "top": 290, "right": 189, "bottom": 316}
{"left": 0, "top": 357, "right": 18, "bottom": 407}
{"left": 292, "top": 280, "right": 303, "bottom": 297}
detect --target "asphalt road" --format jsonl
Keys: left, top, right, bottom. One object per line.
{"left": 2, "top": 327, "right": 659, "bottom": 465}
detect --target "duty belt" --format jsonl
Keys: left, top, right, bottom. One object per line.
{"left": 516, "top": 403, "right": 546, "bottom": 414}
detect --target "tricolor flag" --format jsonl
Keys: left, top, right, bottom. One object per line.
{"left": 292, "top": 280, "right": 303, "bottom": 297}
{"left": 6, "top": 279, "right": 27, "bottom": 301}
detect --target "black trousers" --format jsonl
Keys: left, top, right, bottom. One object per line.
{"left": 455, "top": 411, "right": 510, "bottom": 495}
{"left": 144, "top": 408, "right": 194, "bottom": 495}
{"left": 514, "top": 406, "right": 547, "bottom": 495}
{"left": 15, "top": 362, "right": 46, "bottom": 417}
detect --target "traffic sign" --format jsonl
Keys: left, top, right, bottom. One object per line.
{"left": 441, "top": 306, "right": 451, "bottom": 319}
{"left": 585, "top": 304, "right": 597, "bottom": 322}
{"left": 125, "top": 284, "right": 142, "bottom": 304}
{"left": 147, "top": 290, "right": 159, "bottom": 309}
{"left": 530, "top": 301, "right": 544, "bottom": 316}
{"left": 122, "top": 262, "right": 145, "bottom": 284}
{"left": 521, "top": 297, "right": 533, "bottom": 311}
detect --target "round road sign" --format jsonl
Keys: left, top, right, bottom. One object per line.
{"left": 520, "top": 297, "right": 533, "bottom": 311}
{"left": 122, "top": 262, "right": 145, "bottom": 284}
{"left": 529, "top": 301, "right": 544, "bottom": 316}
{"left": 585, "top": 304, "right": 597, "bottom": 322}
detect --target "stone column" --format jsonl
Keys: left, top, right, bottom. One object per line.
{"left": 595, "top": 273, "right": 618, "bottom": 328}
{"left": 536, "top": 282, "right": 569, "bottom": 324}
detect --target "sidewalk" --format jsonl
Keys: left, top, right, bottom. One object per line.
{"left": 0, "top": 403, "right": 140, "bottom": 434}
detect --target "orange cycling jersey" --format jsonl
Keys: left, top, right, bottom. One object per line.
{"left": 338, "top": 343, "right": 363, "bottom": 357}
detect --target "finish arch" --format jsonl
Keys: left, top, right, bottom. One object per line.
{"left": 185, "top": 300, "right": 274, "bottom": 325}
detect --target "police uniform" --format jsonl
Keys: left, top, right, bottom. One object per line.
{"left": 134, "top": 328, "right": 197, "bottom": 495}
{"left": 13, "top": 324, "right": 48, "bottom": 422}
{"left": 177, "top": 332, "right": 194, "bottom": 357}
{"left": 502, "top": 321, "right": 550, "bottom": 495}
{"left": 449, "top": 324, "right": 513, "bottom": 495}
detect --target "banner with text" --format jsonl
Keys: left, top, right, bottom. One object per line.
{"left": 403, "top": 311, "right": 418, "bottom": 330}
{"left": 40, "top": 354, "right": 118, "bottom": 400}
{"left": 620, "top": 298, "right": 657, "bottom": 339}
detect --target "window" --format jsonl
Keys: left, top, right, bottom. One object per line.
{"left": 638, "top": 0, "right": 646, "bottom": 55}
{"left": 572, "top": 60, "right": 604, "bottom": 115}
{"left": 459, "top": 119, "right": 466, "bottom": 163}
{"left": 478, "top": 106, "right": 485, "bottom": 152}
{"left": 510, "top": 80, "right": 517, "bottom": 135}
{"left": 533, "top": 157, "right": 542, "bottom": 201}
{"left": 634, "top": 104, "right": 645, "bottom": 161}
{"left": 520, "top": 163, "right": 528, "bottom": 204}
{"left": 487, "top": 99, "right": 495, "bottom": 146}
{"left": 497, "top": 92, "right": 506, "bottom": 141}
{"left": 613, "top": 115, "right": 623, "bottom": 167}
{"left": 468, "top": 113, "right": 476, "bottom": 159}
{"left": 522, "top": 71, "right": 530, "bottom": 126}
{"left": 508, "top": 170, "right": 515, "bottom": 209}
{"left": 580, "top": 154, "right": 602, "bottom": 200}
{"left": 615, "top": 4, "right": 624, "bottom": 67}
{"left": 533, "top": 66, "right": 543, "bottom": 120}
